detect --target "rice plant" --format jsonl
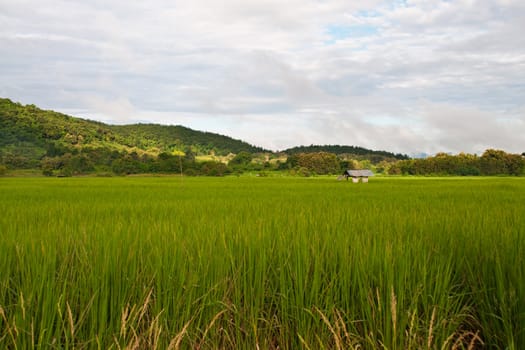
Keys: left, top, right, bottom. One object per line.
{"left": 0, "top": 177, "right": 523, "bottom": 349}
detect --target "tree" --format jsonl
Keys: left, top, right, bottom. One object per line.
{"left": 199, "top": 161, "right": 231, "bottom": 176}
{"left": 339, "top": 159, "right": 355, "bottom": 171}
{"left": 111, "top": 156, "right": 143, "bottom": 175}
{"left": 41, "top": 156, "right": 60, "bottom": 176}
{"left": 480, "top": 149, "right": 507, "bottom": 175}
{"left": 504, "top": 153, "right": 525, "bottom": 175}
{"left": 388, "top": 163, "right": 401, "bottom": 175}
{"left": 286, "top": 152, "right": 340, "bottom": 175}
{"left": 391, "top": 149, "right": 522, "bottom": 176}
{"left": 228, "top": 151, "right": 252, "bottom": 169}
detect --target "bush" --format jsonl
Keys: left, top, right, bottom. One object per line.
{"left": 200, "top": 161, "right": 231, "bottom": 176}
{"left": 57, "top": 168, "right": 73, "bottom": 177}
{"left": 184, "top": 168, "right": 198, "bottom": 176}
{"left": 286, "top": 152, "right": 340, "bottom": 175}
{"left": 457, "top": 166, "right": 480, "bottom": 176}
{"left": 297, "top": 167, "right": 312, "bottom": 177}
{"left": 95, "top": 172, "right": 113, "bottom": 177}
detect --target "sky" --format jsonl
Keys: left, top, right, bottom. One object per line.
{"left": 1, "top": 0, "right": 524, "bottom": 155}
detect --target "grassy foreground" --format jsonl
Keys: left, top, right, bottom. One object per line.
{"left": 0, "top": 177, "right": 524, "bottom": 349}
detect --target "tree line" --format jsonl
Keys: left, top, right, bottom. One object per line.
{"left": 1, "top": 98, "right": 524, "bottom": 177}
{"left": 388, "top": 150, "right": 525, "bottom": 176}
{"left": 0, "top": 97, "right": 264, "bottom": 171}
{"left": 36, "top": 149, "right": 278, "bottom": 177}
{"left": 283, "top": 144, "right": 408, "bottom": 160}
{"left": 3, "top": 144, "right": 525, "bottom": 178}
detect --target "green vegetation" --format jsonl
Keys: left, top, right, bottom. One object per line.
{"left": 1, "top": 98, "right": 524, "bottom": 177}
{"left": 1, "top": 177, "right": 524, "bottom": 349}
{"left": 0, "top": 98, "right": 264, "bottom": 174}
{"left": 282, "top": 152, "right": 341, "bottom": 176}
{"left": 390, "top": 150, "right": 525, "bottom": 176}
{"left": 283, "top": 145, "right": 408, "bottom": 161}
{"left": 0, "top": 98, "right": 411, "bottom": 177}
{"left": 108, "top": 124, "right": 265, "bottom": 156}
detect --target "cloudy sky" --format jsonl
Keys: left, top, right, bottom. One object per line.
{"left": 1, "top": 0, "right": 524, "bottom": 154}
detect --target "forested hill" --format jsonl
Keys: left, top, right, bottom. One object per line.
{"left": 0, "top": 98, "right": 264, "bottom": 167}
{"left": 2, "top": 98, "right": 523, "bottom": 177}
{"left": 107, "top": 123, "right": 265, "bottom": 155}
{"left": 284, "top": 145, "right": 409, "bottom": 160}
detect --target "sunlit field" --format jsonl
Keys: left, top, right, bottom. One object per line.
{"left": 1, "top": 177, "right": 524, "bottom": 349}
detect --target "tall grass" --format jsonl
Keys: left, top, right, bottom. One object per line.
{"left": 0, "top": 177, "right": 523, "bottom": 348}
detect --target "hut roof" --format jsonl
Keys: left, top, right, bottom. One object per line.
{"left": 345, "top": 169, "right": 374, "bottom": 177}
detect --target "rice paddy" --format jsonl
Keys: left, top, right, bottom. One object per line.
{"left": 0, "top": 176, "right": 524, "bottom": 349}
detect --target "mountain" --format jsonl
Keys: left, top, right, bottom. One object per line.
{"left": 1, "top": 98, "right": 411, "bottom": 175}
{"left": 107, "top": 123, "right": 266, "bottom": 155}
{"left": 283, "top": 145, "right": 408, "bottom": 161}
{"left": 0, "top": 98, "right": 265, "bottom": 168}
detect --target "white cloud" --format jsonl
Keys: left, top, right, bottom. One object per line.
{"left": 1, "top": 0, "right": 524, "bottom": 154}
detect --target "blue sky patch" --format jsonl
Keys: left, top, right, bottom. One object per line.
{"left": 324, "top": 24, "right": 378, "bottom": 44}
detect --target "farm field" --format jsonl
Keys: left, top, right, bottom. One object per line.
{"left": 0, "top": 177, "right": 524, "bottom": 349}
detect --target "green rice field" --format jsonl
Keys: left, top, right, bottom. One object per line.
{"left": 0, "top": 177, "right": 524, "bottom": 349}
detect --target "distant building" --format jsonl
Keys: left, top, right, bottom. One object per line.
{"left": 342, "top": 169, "right": 374, "bottom": 183}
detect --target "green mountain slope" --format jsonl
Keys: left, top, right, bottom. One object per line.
{"left": 283, "top": 145, "right": 408, "bottom": 161}
{"left": 0, "top": 98, "right": 264, "bottom": 168}
{"left": 108, "top": 123, "right": 265, "bottom": 155}
{"left": 1, "top": 97, "right": 414, "bottom": 175}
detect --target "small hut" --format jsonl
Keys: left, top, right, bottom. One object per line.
{"left": 342, "top": 169, "right": 374, "bottom": 183}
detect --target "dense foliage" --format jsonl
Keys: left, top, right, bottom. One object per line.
{"left": 108, "top": 124, "right": 265, "bottom": 156}
{"left": 1, "top": 177, "right": 524, "bottom": 349}
{"left": 0, "top": 98, "right": 264, "bottom": 174}
{"left": 389, "top": 150, "right": 525, "bottom": 176}
{"left": 2, "top": 98, "right": 524, "bottom": 177}
{"left": 283, "top": 152, "right": 341, "bottom": 175}
{"left": 283, "top": 144, "right": 408, "bottom": 161}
